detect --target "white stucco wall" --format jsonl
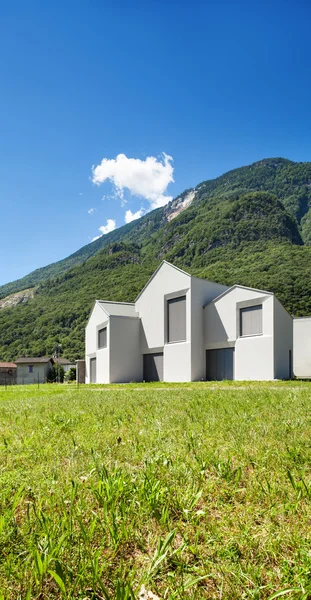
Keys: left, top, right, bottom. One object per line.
{"left": 235, "top": 335, "right": 274, "bottom": 380}
{"left": 273, "top": 298, "right": 293, "bottom": 379}
{"left": 85, "top": 302, "right": 110, "bottom": 384}
{"left": 110, "top": 316, "right": 142, "bottom": 383}
{"left": 96, "top": 346, "right": 110, "bottom": 384}
{"left": 204, "top": 287, "right": 275, "bottom": 380}
{"left": 293, "top": 317, "right": 311, "bottom": 377}
{"left": 190, "top": 277, "right": 228, "bottom": 380}
{"left": 164, "top": 341, "right": 191, "bottom": 381}
{"left": 136, "top": 262, "right": 191, "bottom": 352}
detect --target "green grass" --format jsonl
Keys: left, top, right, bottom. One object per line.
{"left": 1, "top": 382, "right": 311, "bottom": 599}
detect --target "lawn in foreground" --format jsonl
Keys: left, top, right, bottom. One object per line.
{"left": 0, "top": 381, "right": 311, "bottom": 599}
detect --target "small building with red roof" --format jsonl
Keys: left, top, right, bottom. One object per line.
{"left": 0, "top": 362, "right": 17, "bottom": 385}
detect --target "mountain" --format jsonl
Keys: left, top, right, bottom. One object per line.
{"left": 1, "top": 157, "right": 311, "bottom": 361}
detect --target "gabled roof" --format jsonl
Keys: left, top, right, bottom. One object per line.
{"left": 135, "top": 261, "right": 191, "bottom": 301}
{"left": 15, "top": 357, "right": 54, "bottom": 364}
{"left": 53, "top": 357, "right": 74, "bottom": 365}
{"left": 97, "top": 300, "right": 138, "bottom": 318}
{"left": 204, "top": 284, "right": 273, "bottom": 307}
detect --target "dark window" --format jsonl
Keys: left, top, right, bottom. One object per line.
{"left": 240, "top": 305, "right": 262, "bottom": 337}
{"left": 28, "top": 365, "right": 33, "bottom": 373}
{"left": 98, "top": 327, "right": 107, "bottom": 349}
{"left": 167, "top": 296, "right": 186, "bottom": 343}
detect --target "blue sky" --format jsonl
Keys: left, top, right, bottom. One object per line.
{"left": 0, "top": 0, "right": 310, "bottom": 285}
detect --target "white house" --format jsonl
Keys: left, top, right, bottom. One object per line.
{"left": 293, "top": 317, "right": 311, "bottom": 378}
{"left": 85, "top": 261, "right": 294, "bottom": 383}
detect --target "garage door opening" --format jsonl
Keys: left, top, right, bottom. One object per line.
{"left": 90, "top": 358, "right": 97, "bottom": 383}
{"left": 206, "top": 348, "right": 234, "bottom": 381}
{"left": 143, "top": 353, "right": 163, "bottom": 382}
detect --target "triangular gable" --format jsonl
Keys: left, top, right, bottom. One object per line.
{"left": 204, "top": 284, "right": 273, "bottom": 308}
{"left": 135, "top": 260, "right": 191, "bottom": 302}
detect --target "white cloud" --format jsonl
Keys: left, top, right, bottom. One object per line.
{"left": 91, "top": 152, "right": 174, "bottom": 209}
{"left": 125, "top": 208, "right": 144, "bottom": 224}
{"left": 88, "top": 208, "right": 94, "bottom": 214}
{"left": 91, "top": 219, "right": 116, "bottom": 241}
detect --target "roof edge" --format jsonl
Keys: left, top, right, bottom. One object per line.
{"left": 135, "top": 261, "right": 191, "bottom": 302}
{"left": 203, "top": 284, "right": 273, "bottom": 307}
{"left": 97, "top": 300, "right": 135, "bottom": 305}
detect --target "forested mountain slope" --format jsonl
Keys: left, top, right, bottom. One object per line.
{"left": 1, "top": 158, "right": 311, "bottom": 361}
{"left": 1, "top": 157, "right": 311, "bottom": 300}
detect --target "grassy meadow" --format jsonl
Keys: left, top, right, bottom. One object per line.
{"left": 1, "top": 381, "right": 311, "bottom": 599}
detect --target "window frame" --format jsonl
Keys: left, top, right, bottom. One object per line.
{"left": 98, "top": 326, "right": 107, "bottom": 349}
{"left": 28, "top": 365, "right": 34, "bottom": 373}
{"left": 167, "top": 295, "right": 187, "bottom": 344}
{"left": 239, "top": 304, "right": 263, "bottom": 338}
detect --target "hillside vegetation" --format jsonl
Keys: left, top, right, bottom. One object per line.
{"left": 1, "top": 158, "right": 311, "bottom": 361}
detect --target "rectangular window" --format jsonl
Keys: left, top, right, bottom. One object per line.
{"left": 98, "top": 327, "right": 107, "bottom": 349}
{"left": 28, "top": 365, "right": 33, "bottom": 373}
{"left": 240, "top": 305, "right": 262, "bottom": 337}
{"left": 167, "top": 296, "right": 186, "bottom": 343}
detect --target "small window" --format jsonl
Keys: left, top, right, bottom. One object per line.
{"left": 28, "top": 365, "right": 33, "bottom": 373}
{"left": 98, "top": 327, "right": 107, "bottom": 349}
{"left": 167, "top": 296, "right": 186, "bottom": 343}
{"left": 240, "top": 305, "right": 262, "bottom": 337}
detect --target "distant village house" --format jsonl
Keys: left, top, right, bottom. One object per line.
{"left": 15, "top": 357, "right": 54, "bottom": 385}
{"left": 0, "top": 362, "right": 17, "bottom": 385}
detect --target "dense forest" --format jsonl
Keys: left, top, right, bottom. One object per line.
{"left": 1, "top": 157, "right": 311, "bottom": 361}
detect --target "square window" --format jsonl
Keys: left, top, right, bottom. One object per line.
{"left": 240, "top": 305, "right": 262, "bottom": 337}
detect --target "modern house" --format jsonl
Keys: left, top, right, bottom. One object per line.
{"left": 85, "top": 261, "right": 293, "bottom": 383}
{"left": 0, "top": 362, "right": 17, "bottom": 385}
{"left": 15, "top": 357, "right": 54, "bottom": 384}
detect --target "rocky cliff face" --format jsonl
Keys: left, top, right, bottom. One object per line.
{"left": 0, "top": 288, "right": 36, "bottom": 310}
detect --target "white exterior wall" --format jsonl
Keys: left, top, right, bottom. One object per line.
{"left": 110, "top": 316, "right": 142, "bottom": 383}
{"left": 204, "top": 287, "right": 274, "bottom": 380}
{"left": 293, "top": 318, "right": 311, "bottom": 377}
{"left": 164, "top": 342, "right": 191, "bottom": 381}
{"left": 190, "top": 277, "right": 228, "bottom": 380}
{"left": 85, "top": 302, "right": 110, "bottom": 383}
{"left": 273, "top": 298, "right": 293, "bottom": 379}
{"left": 96, "top": 345, "right": 110, "bottom": 384}
{"left": 136, "top": 262, "right": 191, "bottom": 381}
{"left": 136, "top": 262, "right": 191, "bottom": 350}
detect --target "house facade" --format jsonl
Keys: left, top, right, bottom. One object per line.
{"left": 293, "top": 317, "right": 311, "bottom": 378}
{"left": 85, "top": 261, "right": 293, "bottom": 383}
{"left": 15, "top": 357, "right": 54, "bottom": 384}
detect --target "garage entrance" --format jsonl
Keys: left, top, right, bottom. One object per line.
{"left": 143, "top": 353, "right": 164, "bottom": 382}
{"left": 90, "top": 358, "right": 97, "bottom": 383}
{"left": 206, "top": 348, "right": 234, "bottom": 381}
